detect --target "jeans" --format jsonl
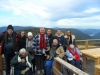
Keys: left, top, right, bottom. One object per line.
{"left": 45, "top": 60, "right": 54, "bottom": 75}
{"left": 70, "top": 60, "right": 80, "bottom": 69}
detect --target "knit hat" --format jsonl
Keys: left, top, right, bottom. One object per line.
{"left": 69, "top": 44, "right": 74, "bottom": 49}
{"left": 7, "top": 25, "right": 14, "bottom": 30}
{"left": 27, "top": 32, "right": 33, "bottom": 36}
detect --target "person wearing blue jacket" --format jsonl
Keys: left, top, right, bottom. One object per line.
{"left": 54, "top": 30, "right": 66, "bottom": 51}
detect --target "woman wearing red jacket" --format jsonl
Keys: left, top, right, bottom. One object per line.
{"left": 66, "top": 44, "right": 81, "bottom": 69}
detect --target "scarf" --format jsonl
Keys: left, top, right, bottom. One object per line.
{"left": 40, "top": 34, "right": 46, "bottom": 50}
{"left": 67, "top": 46, "right": 80, "bottom": 60}
{"left": 49, "top": 44, "right": 57, "bottom": 60}
{"left": 18, "top": 55, "right": 32, "bottom": 68}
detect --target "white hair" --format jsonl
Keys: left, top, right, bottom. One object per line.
{"left": 53, "top": 39, "right": 58, "bottom": 43}
{"left": 19, "top": 48, "right": 26, "bottom": 54}
{"left": 69, "top": 44, "right": 74, "bottom": 49}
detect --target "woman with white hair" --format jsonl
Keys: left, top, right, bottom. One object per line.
{"left": 11, "top": 48, "right": 32, "bottom": 75}
{"left": 66, "top": 44, "right": 81, "bottom": 69}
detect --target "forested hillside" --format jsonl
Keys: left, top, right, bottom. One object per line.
{"left": 16, "top": 28, "right": 92, "bottom": 40}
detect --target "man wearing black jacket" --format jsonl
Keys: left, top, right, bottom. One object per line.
{"left": 0, "top": 25, "right": 19, "bottom": 75}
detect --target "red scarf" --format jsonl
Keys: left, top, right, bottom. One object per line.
{"left": 67, "top": 46, "right": 80, "bottom": 60}
{"left": 40, "top": 34, "right": 46, "bottom": 50}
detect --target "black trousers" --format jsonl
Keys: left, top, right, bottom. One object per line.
{"left": 35, "top": 55, "right": 45, "bottom": 70}
{"left": 32, "top": 58, "right": 35, "bottom": 69}
{"left": 4, "top": 51, "right": 15, "bottom": 75}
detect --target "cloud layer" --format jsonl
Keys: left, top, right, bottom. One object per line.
{"left": 0, "top": 0, "right": 100, "bottom": 28}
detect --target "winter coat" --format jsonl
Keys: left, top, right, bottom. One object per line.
{"left": 26, "top": 38, "right": 34, "bottom": 59}
{"left": 0, "top": 31, "right": 18, "bottom": 54}
{"left": 33, "top": 33, "right": 49, "bottom": 55}
{"left": 18, "top": 36, "right": 26, "bottom": 50}
{"left": 11, "top": 52, "right": 32, "bottom": 75}
{"left": 66, "top": 46, "right": 80, "bottom": 61}
{"left": 46, "top": 44, "right": 65, "bottom": 59}
{"left": 11, "top": 52, "right": 32, "bottom": 68}
{"left": 54, "top": 34, "right": 66, "bottom": 50}
{"left": 47, "top": 34, "right": 54, "bottom": 46}
{"left": 64, "top": 35, "right": 76, "bottom": 48}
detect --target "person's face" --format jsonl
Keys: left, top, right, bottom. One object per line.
{"left": 47, "top": 30, "right": 51, "bottom": 35}
{"left": 66, "top": 31, "right": 71, "bottom": 36}
{"left": 20, "top": 52, "right": 26, "bottom": 57}
{"left": 40, "top": 28, "right": 45, "bottom": 34}
{"left": 57, "top": 30, "right": 61, "bottom": 35}
{"left": 53, "top": 40, "right": 58, "bottom": 45}
{"left": 21, "top": 31, "right": 25, "bottom": 37}
{"left": 7, "top": 29, "right": 13, "bottom": 34}
{"left": 28, "top": 36, "right": 33, "bottom": 39}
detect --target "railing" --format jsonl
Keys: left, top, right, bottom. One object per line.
{"left": 0, "top": 55, "right": 3, "bottom": 75}
{"left": 0, "top": 43, "right": 3, "bottom": 75}
{"left": 53, "top": 57, "right": 89, "bottom": 75}
{"left": 76, "top": 39, "right": 100, "bottom": 50}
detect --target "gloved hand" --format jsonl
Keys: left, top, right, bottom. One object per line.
{"left": 21, "top": 70, "right": 25, "bottom": 75}
{"left": 21, "top": 59, "right": 25, "bottom": 63}
{"left": 21, "top": 67, "right": 30, "bottom": 75}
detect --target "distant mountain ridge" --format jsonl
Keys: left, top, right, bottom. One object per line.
{"left": 0, "top": 26, "right": 100, "bottom": 40}
{"left": 0, "top": 26, "right": 34, "bottom": 32}
{"left": 92, "top": 32, "right": 100, "bottom": 39}
{"left": 78, "top": 29, "right": 100, "bottom": 36}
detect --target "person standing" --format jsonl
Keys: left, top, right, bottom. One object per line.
{"left": 55, "top": 30, "right": 66, "bottom": 51}
{"left": 0, "top": 25, "right": 19, "bottom": 75}
{"left": 26, "top": 32, "right": 35, "bottom": 73}
{"left": 33, "top": 28, "right": 49, "bottom": 74}
{"left": 64, "top": 30, "right": 76, "bottom": 49}
{"left": 47, "top": 29, "right": 54, "bottom": 46}
{"left": 18, "top": 31, "right": 26, "bottom": 50}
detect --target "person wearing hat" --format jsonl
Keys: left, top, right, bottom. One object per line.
{"left": 11, "top": 48, "right": 33, "bottom": 75}
{"left": 26, "top": 32, "right": 35, "bottom": 73}
{"left": 0, "top": 24, "right": 19, "bottom": 75}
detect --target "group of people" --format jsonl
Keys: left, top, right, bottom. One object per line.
{"left": 0, "top": 24, "right": 81, "bottom": 75}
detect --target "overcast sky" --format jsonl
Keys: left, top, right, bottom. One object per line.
{"left": 0, "top": 0, "right": 100, "bottom": 28}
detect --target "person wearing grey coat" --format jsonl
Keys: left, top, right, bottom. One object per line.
{"left": 26, "top": 32, "right": 35, "bottom": 73}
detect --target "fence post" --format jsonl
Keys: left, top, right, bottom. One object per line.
{"left": 85, "top": 40, "right": 88, "bottom": 49}
{"left": 0, "top": 55, "right": 3, "bottom": 75}
{"left": 54, "top": 59, "right": 61, "bottom": 75}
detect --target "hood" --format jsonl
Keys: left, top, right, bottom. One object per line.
{"left": 55, "top": 33, "right": 64, "bottom": 37}
{"left": 64, "top": 35, "right": 75, "bottom": 39}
